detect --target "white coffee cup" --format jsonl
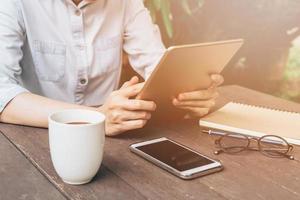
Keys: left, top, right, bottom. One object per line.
{"left": 48, "top": 109, "right": 105, "bottom": 185}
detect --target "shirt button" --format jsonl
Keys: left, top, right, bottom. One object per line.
{"left": 75, "top": 10, "right": 81, "bottom": 16}
{"left": 73, "top": 32, "right": 81, "bottom": 38}
{"left": 80, "top": 78, "right": 87, "bottom": 85}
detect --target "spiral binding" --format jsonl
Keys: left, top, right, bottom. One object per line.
{"left": 229, "top": 101, "right": 300, "bottom": 116}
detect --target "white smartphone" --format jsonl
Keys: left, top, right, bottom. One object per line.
{"left": 130, "top": 137, "right": 223, "bottom": 180}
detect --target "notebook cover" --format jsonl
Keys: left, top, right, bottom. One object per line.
{"left": 199, "top": 102, "right": 300, "bottom": 145}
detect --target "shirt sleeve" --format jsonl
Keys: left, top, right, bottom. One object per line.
{"left": 123, "top": 0, "right": 166, "bottom": 80}
{"left": 0, "top": 0, "right": 29, "bottom": 113}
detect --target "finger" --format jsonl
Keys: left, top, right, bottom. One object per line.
{"left": 120, "top": 76, "right": 139, "bottom": 89}
{"left": 105, "top": 124, "right": 123, "bottom": 137}
{"left": 121, "top": 111, "right": 151, "bottom": 121}
{"left": 122, "top": 99, "right": 156, "bottom": 111}
{"left": 178, "top": 90, "right": 218, "bottom": 101}
{"left": 119, "top": 119, "right": 148, "bottom": 132}
{"left": 173, "top": 98, "right": 215, "bottom": 108}
{"left": 210, "top": 74, "right": 224, "bottom": 88}
{"left": 179, "top": 106, "right": 210, "bottom": 117}
{"left": 120, "top": 82, "right": 145, "bottom": 97}
{"left": 120, "top": 79, "right": 131, "bottom": 89}
{"left": 109, "top": 110, "right": 151, "bottom": 123}
{"left": 105, "top": 119, "right": 148, "bottom": 136}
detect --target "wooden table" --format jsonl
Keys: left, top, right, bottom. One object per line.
{"left": 1, "top": 85, "right": 300, "bottom": 200}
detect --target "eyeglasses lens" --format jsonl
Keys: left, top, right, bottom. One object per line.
{"left": 259, "top": 136, "right": 289, "bottom": 157}
{"left": 218, "top": 134, "right": 249, "bottom": 153}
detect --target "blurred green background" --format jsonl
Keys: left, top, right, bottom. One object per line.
{"left": 143, "top": 0, "right": 300, "bottom": 103}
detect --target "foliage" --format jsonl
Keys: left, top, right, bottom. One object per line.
{"left": 284, "top": 45, "right": 300, "bottom": 80}
{"left": 145, "top": 0, "right": 204, "bottom": 38}
{"left": 278, "top": 44, "right": 300, "bottom": 101}
{"left": 144, "top": 0, "right": 300, "bottom": 103}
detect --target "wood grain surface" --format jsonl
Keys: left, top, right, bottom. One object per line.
{"left": 0, "top": 85, "right": 299, "bottom": 200}
{"left": 0, "top": 133, "right": 66, "bottom": 200}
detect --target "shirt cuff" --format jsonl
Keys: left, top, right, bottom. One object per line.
{"left": 144, "top": 52, "right": 165, "bottom": 80}
{"left": 0, "top": 86, "right": 29, "bottom": 113}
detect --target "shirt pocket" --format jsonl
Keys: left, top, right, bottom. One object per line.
{"left": 94, "top": 35, "right": 122, "bottom": 75}
{"left": 32, "top": 40, "right": 66, "bottom": 82}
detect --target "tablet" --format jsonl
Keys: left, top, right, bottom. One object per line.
{"left": 136, "top": 39, "right": 243, "bottom": 121}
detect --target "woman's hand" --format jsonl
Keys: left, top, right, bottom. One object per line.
{"left": 101, "top": 76, "right": 156, "bottom": 136}
{"left": 172, "top": 74, "right": 224, "bottom": 119}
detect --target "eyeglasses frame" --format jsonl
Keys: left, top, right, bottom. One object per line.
{"left": 214, "top": 133, "right": 294, "bottom": 160}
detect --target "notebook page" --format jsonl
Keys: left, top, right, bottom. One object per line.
{"left": 199, "top": 102, "right": 300, "bottom": 143}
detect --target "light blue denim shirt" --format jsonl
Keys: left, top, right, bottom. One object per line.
{"left": 0, "top": 0, "right": 165, "bottom": 112}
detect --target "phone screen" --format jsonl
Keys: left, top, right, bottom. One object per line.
{"left": 136, "top": 140, "right": 214, "bottom": 171}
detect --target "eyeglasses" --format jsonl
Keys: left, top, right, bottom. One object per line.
{"left": 204, "top": 130, "right": 294, "bottom": 160}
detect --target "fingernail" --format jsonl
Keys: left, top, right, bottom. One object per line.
{"left": 178, "top": 94, "right": 184, "bottom": 100}
{"left": 173, "top": 98, "right": 179, "bottom": 105}
{"left": 152, "top": 102, "right": 157, "bottom": 110}
{"left": 131, "top": 76, "right": 139, "bottom": 82}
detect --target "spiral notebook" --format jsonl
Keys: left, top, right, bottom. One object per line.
{"left": 199, "top": 102, "right": 300, "bottom": 145}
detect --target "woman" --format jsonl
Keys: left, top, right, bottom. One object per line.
{"left": 0, "top": 0, "right": 223, "bottom": 136}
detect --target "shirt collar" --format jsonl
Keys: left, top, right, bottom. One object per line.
{"left": 65, "top": 0, "right": 96, "bottom": 9}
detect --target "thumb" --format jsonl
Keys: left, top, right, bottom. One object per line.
{"left": 210, "top": 74, "right": 224, "bottom": 89}
{"left": 121, "top": 76, "right": 139, "bottom": 89}
{"left": 120, "top": 82, "right": 145, "bottom": 98}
